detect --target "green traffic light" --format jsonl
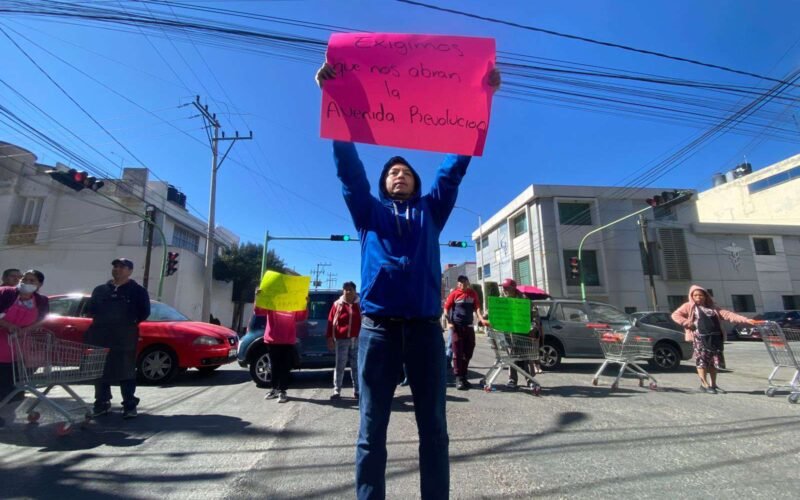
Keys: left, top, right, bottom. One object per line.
{"left": 343, "top": 235, "right": 351, "bottom": 242}
{"left": 460, "top": 241, "right": 467, "bottom": 248}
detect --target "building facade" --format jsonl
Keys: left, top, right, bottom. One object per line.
{"left": 472, "top": 153, "right": 800, "bottom": 315}
{"left": 0, "top": 141, "right": 241, "bottom": 324}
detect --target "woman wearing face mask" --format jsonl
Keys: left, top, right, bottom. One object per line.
{"left": 0, "top": 269, "right": 50, "bottom": 408}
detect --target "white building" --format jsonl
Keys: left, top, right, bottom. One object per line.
{"left": 472, "top": 153, "right": 800, "bottom": 315}
{"left": 0, "top": 141, "right": 241, "bottom": 325}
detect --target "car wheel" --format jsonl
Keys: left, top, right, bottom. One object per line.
{"left": 138, "top": 346, "right": 179, "bottom": 384}
{"left": 649, "top": 342, "right": 681, "bottom": 371}
{"left": 539, "top": 342, "right": 562, "bottom": 370}
{"left": 197, "top": 366, "right": 221, "bottom": 375}
{"left": 249, "top": 348, "right": 272, "bottom": 388}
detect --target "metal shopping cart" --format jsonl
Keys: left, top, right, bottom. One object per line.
{"left": 0, "top": 329, "right": 109, "bottom": 434}
{"left": 591, "top": 328, "right": 658, "bottom": 390}
{"left": 480, "top": 328, "right": 541, "bottom": 395}
{"left": 759, "top": 321, "right": 800, "bottom": 404}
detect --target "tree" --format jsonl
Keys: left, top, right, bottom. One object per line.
{"left": 214, "top": 243, "right": 287, "bottom": 332}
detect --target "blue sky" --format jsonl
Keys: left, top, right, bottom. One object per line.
{"left": 2, "top": 1, "right": 799, "bottom": 288}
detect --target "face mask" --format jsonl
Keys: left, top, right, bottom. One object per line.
{"left": 18, "top": 283, "right": 38, "bottom": 294}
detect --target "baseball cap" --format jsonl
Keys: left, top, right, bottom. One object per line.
{"left": 111, "top": 258, "right": 134, "bottom": 269}
{"left": 501, "top": 278, "right": 517, "bottom": 288}
{"left": 456, "top": 275, "right": 469, "bottom": 283}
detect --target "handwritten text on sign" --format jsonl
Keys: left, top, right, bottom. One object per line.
{"left": 487, "top": 296, "right": 532, "bottom": 334}
{"left": 256, "top": 271, "right": 310, "bottom": 312}
{"left": 321, "top": 33, "right": 496, "bottom": 156}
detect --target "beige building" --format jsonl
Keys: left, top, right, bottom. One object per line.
{"left": 0, "top": 141, "right": 241, "bottom": 324}
{"left": 472, "top": 153, "right": 800, "bottom": 315}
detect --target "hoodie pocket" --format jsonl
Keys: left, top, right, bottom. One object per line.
{"left": 363, "top": 266, "right": 393, "bottom": 309}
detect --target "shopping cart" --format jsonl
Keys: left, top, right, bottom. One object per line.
{"left": 759, "top": 321, "right": 800, "bottom": 404}
{"left": 480, "top": 328, "right": 541, "bottom": 395}
{"left": 591, "top": 328, "right": 658, "bottom": 390}
{"left": 0, "top": 329, "right": 109, "bottom": 434}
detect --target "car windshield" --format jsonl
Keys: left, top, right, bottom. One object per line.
{"left": 589, "top": 303, "right": 631, "bottom": 325}
{"left": 148, "top": 302, "right": 189, "bottom": 322}
{"left": 535, "top": 302, "right": 552, "bottom": 319}
{"left": 761, "top": 312, "right": 785, "bottom": 320}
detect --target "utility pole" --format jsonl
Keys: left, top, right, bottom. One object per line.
{"left": 326, "top": 272, "right": 338, "bottom": 289}
{"left": 638, "top": 215, "right": 658, "bottom": 310}
{"left": 142, "top": 205, "right": 156, "bottom": 290}
{"left": 311, "top": 263, "right": 330, "bottom": 289}
{"left": 193, "top": 96, "right": 253, "bottom": 322}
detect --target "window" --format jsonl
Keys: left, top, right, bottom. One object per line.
{"left": 148, "top": 302, "right": 189, "bottom": 321}
{"left": 625, "top": 307, "right": 637, "bottom": 314}
{"left": 477, "top": 267, "right": 482, "bottom": 280}
{"left": 555, "top": 304, "right": 589, "bottom": 323}
{"left": 480, "top": 235, "right": 489, "bottom": 249}
{"left": 475, "top": 238, "right": 480, "bottom": 251}
{"left": 783, "top": 295, "right": 800, "bottom": 310}
{"left": 19, "top": 197, "right": 43, "bottom": 226}
{"left": 732, "top": 295, "right": 755, "bottom": 313}
{"left": 558, "top": 202, "right": 592, "bottom": 226}
{"left": 172, "top": 225, "right": 200, "bottom": 253}
{"left": 513, "top": 256, "right": 531, "bottom": 285}
{"left": 748, "top": 164, "right": 800, "bottom": 194}
{"left": 47, "top": 296, "right": 80, "bottom": 317}
{"left": 512, "top": 212, "right": 527, "bottom": 237}
{"left": 482, "top": 263, "right": 491, "bottom": 278}
{"left": 639, "top": 242, "right": 661, "bottom": 276}
{"left": 589, "top": 303, "right": 630, "bottom": 324}
{"left": 658, "top": 228, "right": 691, "bottom": 280}
{"left": 753, "top": 237, "right": 776, "bottom": 256}
{"left": 563, "top": 250, "right": 599, "bottom": 286}
{"left": 667, "top": 295, "right": 686, "bottom": 312}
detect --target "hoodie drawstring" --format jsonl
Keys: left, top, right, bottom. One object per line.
{"left": 392, "top": 201, "right": 403, "bottom": 236}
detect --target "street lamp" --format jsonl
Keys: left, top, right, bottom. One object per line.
{"left": 454, "top": 205, "right": 485, "bottom": 311}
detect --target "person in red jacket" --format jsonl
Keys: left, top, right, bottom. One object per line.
{"left": 443, "top": 275, "right": 486, "bottom": 390}
{"left": 326, "top": 281, "right": 362, "bottom": 400}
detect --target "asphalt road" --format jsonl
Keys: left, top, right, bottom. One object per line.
{"left": 1, "top": 337, "right": 799, "bottom": 499}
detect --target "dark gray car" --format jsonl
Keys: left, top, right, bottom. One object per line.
{"left": 535, "top": 300, "right": 692, "bottom": 371}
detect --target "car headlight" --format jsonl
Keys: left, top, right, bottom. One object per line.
{"left": 193, "top": 336, "right": 223, "bottom": 346}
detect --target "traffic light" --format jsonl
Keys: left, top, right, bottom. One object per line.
{"left": 447, "top": 241, "right": 469, "bottom": 248}
{"left": 646, "top": 190, "right": 692, "bottom": 209}
{"left": 166, "top": 252, "right": 179, "bottom": 276}
{"left": 569, "top": 256, "right": 580, "bottom": 279}
{"left": 46, "top": 169, "right": 104, "bottom": 192}
{"left": 330, "top": 234, "right": 352, "bottom": 241}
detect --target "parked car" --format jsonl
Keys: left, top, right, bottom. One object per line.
{"left": 533, "top": 300, "right": 692, "bottom": 371}
{"left": 43, "top": 294, "right": 239, "bottom": 384}
{"left": 238, "top": 290, "right": 339, "bottom": 387}
{"left": 733, "top": 310, "right": 800, "bottom": 340}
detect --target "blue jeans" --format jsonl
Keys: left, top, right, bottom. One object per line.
{"left": 94, "top": 379, "right": 138, "bottom": 410}
{"left": 356, "top": 316, "right": 449, "bottom": 500}
{"left": 333, "top": 337, "right": 359, "bottom": 393}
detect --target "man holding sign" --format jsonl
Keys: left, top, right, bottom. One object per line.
{"left": 317, "top": 35, "right": 500, "bottom": 499}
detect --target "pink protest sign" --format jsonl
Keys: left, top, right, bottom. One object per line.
{"left": 320, "top": 33, "right": 496, "bottom": 156}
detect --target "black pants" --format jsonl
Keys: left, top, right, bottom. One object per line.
{"left": 270, "top": 345, "right": 295, "bottom": 392}
{"left": 0, "top": 362, "right": 14, "bottom": 400}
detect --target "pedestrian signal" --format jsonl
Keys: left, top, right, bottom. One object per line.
{"left": 167, "top": 252, "right": 179, "bottom": 276}
{"left": 569, "top": 257, "right": 580, "bottom": 279}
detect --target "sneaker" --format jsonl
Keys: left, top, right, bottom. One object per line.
{"left": 277, "top": 391, "right": 288, "bottom": 403}
{"left": 92, "top": 402, "right": 111, "bottom": 417}
{"left": 712, "top": 385, "right": 726, "bottom": 394}
{"left": 456, "top": 379, "right": 467, "bottom": 390}
{"left": 698, "top": 385, "right": 715, "bottom": 394}
{"left": 264, "top": 389, "right": 279, "bottom": 400}
{"left": 506, "top": 380, "right": 517, "bottom": 389}
{"left": 463, "top": 379, "right": 473, "bottom": 389}
{"left": 122, "top": 408, "right": 138, "bottom": 419}
{"left": 330, "top": 390, "right": 341, "bottom": 400}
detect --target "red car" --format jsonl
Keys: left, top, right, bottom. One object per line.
{"left": 43, "top": 294, "right": 239, "bottom": 384}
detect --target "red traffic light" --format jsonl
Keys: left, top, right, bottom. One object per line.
{"left": 72, "top": 170, "right": 88, "bottom": 183}
{"left": 166, "top": 252, "right": 180, "bottom": 276}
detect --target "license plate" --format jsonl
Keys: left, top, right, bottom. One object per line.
{"left": 228, "top": 348, "right": 237, "bottom": 357}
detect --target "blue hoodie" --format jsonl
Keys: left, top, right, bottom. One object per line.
{"left": 333, "top": 140, "right": 471, "bottom": 318}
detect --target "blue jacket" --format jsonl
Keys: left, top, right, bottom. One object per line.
{"left": 333, "top": 141, "right": 471, "bottom": 318}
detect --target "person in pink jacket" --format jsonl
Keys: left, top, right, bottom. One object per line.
{"left": 263, "top": 306, "right": 308, "bottom": 404}
{"left": 671, "top": 285, "right": 756, "bottom": 394}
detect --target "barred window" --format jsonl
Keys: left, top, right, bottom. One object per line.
{"left": 172, "top": 226, "right": 200, "bottom": 253}
{"left": 658, "top": 228, "right": 691, "bottom": 280}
